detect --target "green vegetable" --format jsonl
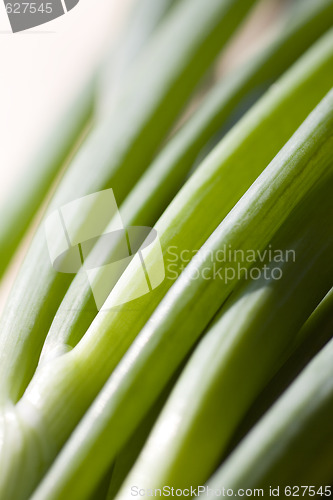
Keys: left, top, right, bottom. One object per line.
{"left": 0, "top": 0, "right": 255, "bottom": 405}
{"left": 105, "top": 373, "right": 182, "bottom": 500}
{"left": 40, "top": 5, "right": 333, "bottom": 363}
{"left": 115, "top": 170, "right": 333, "bottom": 493}
{"left": 0, "top": 0, "right": 181, "bottom": 280}
{"left": 202, "top": 336, "right": 333, "bottom": 492}
{"left": 230, "top": 287, "right": 333, "bottom": 448}
{"left": 28, "top": 88, "right": 333, "bottom": 500}
{"left": 1, "top": 2, "right": 333, "bottom": 497}
{"left": 99, "top": 0, "right": 181, "bottom": 117}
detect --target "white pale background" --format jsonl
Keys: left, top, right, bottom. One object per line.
{"left": 0, "top": 0, "right": 133, "bottom": 199}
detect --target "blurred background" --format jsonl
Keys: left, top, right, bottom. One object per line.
{"left": 0, "top": 0, "right": 133, "bottom": 200}
{"left": 0, "top": 0, "right": 289, "bottom": 310}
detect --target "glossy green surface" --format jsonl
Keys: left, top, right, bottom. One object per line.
{"left": 29, "top": 89, "right": 333, "bottom": 500}
{"left": 0, "top": 0, "right": 255, "bottom": 406}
